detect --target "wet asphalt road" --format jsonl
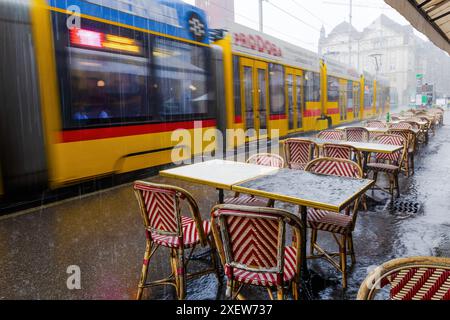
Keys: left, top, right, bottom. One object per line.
{"left": 0, "top": 116, "right": 449, "bottom": 300}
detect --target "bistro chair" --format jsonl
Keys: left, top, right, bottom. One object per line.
{"left": 418, "top": 117, "right": 433, "bottom": 142}
{"left": 390, "top": 122, "right": 412, "bottom": 130}
{"left": 211, "top": 205, "right": 304, "bottom": 300}
{"left": 322, "top": 143, "right": 362, "bottom": 168}
{"left": 284, "top": 139, "right": 318, "bottom": 170}
{"left": 316, "top": 129, "right": 344, "bottom": 140}
{"left": 401, "top": 121, "right": 420, "bottom": 130}
{"left": 366, "top": 134, "right": 406, "bottom": 200}
{"left": 305, "top": 158, "right": 363, "bottom": 289}
{"left": 357, "top": 256, "right": 450, "bottom": 300}
{"left": 366, "top": 120, "right": 387, "bottom": 128}
{"left": 344, "top": 127, "right": 369, "bottom": 143}
{"left": 224, "top": 153, "right": 284, "bottom": 207}
{"left": 388, "top": 129, "right": 416, "bottom": 176}
{"left": 133, "top": 181, "right": 220, "bottom": 300}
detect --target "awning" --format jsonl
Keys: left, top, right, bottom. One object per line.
{"left": 385, "top": 0, "right": 450, "bottom": 54}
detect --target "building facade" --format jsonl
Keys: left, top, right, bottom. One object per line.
{"left": 319, "top": 14, "right": 450, "bottom": 108}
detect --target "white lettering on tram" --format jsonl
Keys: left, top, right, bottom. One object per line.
{"left": 171, "top": 122, "right": 281, "bottom": 165}
{"left": 66, "top": 5, "right": 81, "bottom": 30}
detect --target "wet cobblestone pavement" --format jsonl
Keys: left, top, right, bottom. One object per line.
{"left": 1, "top": 117, "right": 449, "bottom": 300}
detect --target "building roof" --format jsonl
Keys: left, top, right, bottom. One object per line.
{"left": 385, "top": 0, "right": 450, "bottom": 54}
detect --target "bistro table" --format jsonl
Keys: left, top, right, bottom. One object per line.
{"left": 233, "top": 168, "right": 374, "bottom": 282}
{"left": 160, "top": 159, "right": 374, "bottom": 291}
{"left": 160, "top": 159, "right": 278, "bottom": 203}
{"left": 336, "top": 126, "right": 420, "bottom": 135}
{"left": 304, "top": 137, "right": 403, "bottom": 154}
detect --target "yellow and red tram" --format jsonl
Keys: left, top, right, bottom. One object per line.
{"left": 213, "top": 23, "right": 389, "bottom": 146}
{"left": 0, "top": 1, "right": 391, "bottom": 197}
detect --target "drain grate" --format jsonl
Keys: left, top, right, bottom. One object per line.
{"left": 387, "top": 200, "right": 422, "bottom": 216}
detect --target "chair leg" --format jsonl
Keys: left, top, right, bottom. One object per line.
{"left": 340, "top": 235, "right": 348, "bottom": 289}
{"left": 292, "top": 282, "right": 299, "bottom": 300}
{"left": 176, "top": 248, "right": 186, "bottom": 300}
{"left": 394, "top": 173, "right": 400, "bottom": 198}
{"left": 226, "top": 280, "right": 234, "bottom": 299}
{"left": 208, "top": 238, "right": 222, "bottom": 282}
{"left": 362, "top": 194, "right": 368, "bottom": 211}
{"left": 310, "top": 229, "right": 318, "bottom": 255}
{"left": 136, "top": 239, "right": 152, "bottom": 300}
{"left": 170, "top": 249, "right": 179, "bottom": 290}
{"left": 277, "top": 286, "right": 284, "bottom": 300}
{"left": 372, "top": 171, "right": 379, "bottom": 194}
{"left": 348, "top": 234, "right": 356, "bottom": 265}
{"left": 410, "top": 154, "right": 415, "bottom": 175}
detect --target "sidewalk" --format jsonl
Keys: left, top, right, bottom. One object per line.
{"left": 0, "top": 117, "right": 449, "bottom": 300}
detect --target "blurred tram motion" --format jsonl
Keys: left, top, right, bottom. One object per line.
{"left": 0, "top": 0, "right": 215, "bottom": 197}
{"left": 0, "top": 0, "right": 392, "bottom": 199}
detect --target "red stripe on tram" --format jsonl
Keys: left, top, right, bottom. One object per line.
{"left": 60, "top": 119, "right": 217, "bottom": 143}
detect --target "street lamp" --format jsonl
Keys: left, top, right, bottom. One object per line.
{"left": 369, "top": 53, "right": 383, "bottom": 75}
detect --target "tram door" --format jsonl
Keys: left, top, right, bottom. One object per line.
{"left": 240, "top": 58, "right": 269, "bottom": 140}
{"left": 286, "top": 68, "right": 304, "bottom": 132}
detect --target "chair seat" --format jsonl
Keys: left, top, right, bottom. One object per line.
{"left": 151, "top": 216, "right": 211, "bottom": 249}
{"left": 225, "top": 247, "right": 297, "bottom": 287}
{"left": 366, "top": 162, "right": 399, "bottom": 174}
{"left": 289, "top": 163, "right": 307, "bottom": 170}
{"left": 224, "top": 195, "right": 269, "bottom": 207}
{"left": 307, "top": 209, "right": 353, "bottom": 234}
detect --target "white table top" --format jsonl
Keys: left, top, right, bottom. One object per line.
{"left": 306, "top": 137, "right": 403, "bottom": 154}
{"left": 336, "top": 126, "right": 419, "bottom": 135}
{"left": 159, "top": 159, "right": 279, "bottom": 190}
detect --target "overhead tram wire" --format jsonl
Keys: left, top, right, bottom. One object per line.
{"left": 265, "top": 0, "right": 322, "bottom": 33}
{"left": 289, "top": 0, "right": 334, "bottom": 29}
{"left": 204, "top": 0, "right": 316, "bottom": 47}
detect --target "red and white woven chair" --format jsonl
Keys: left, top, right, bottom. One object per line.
{"left": 389, "top": 122, "right": 413, "bottom": 130}
{"left": 284, "top": 139, "right": 317, "bottom": 170}
{"left": 344, "top": 127, "right": 369, "bottom": 143}
{"left": 133, "top": 181, "right": 220, "bottom": 300}
{"left": 366, "top": 120, "right": 387, "bottom": 128}
{"left": 366, "top": 134, "right": 406, "bottom": 200}
{"left": 357, "top": 256, "right": 450, "bottom": 300}
{"left": 388, "top": 128, "right": 416, "bottom": 177}
{"left": 224, "top": 153, "right": 284, "bottom": 207}
{"left": 211, "top": 204, "right": 304, "bottom": 300}
{"left": 305, "top": 158, "right": 363, "bottom": 289}
{"left": 317, "top": 129, "right": 344, "bottom": 140}
{"left": 322, "top": 143, "right": 362, "bottom": 167}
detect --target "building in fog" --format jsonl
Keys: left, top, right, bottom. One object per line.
{"left": 319, "top": 14, "right": 450, "bottom": 107}
{"left": 195, "top": 0, "right": 235, "bottom": 29}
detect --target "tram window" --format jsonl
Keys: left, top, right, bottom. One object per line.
{"left": 347, "top": 81, "right": 353, "bottom": 107}
{"left": 153, "top": 37, "right": 210, "bottom": 121}
{"left": 67, "top": 48, "right": 149, "bottom": 124}
{"left": 52, "top": 11, "right": 213, "bottom": 129}
{"left": 327, "top": 76, "right": 339, "bottom": 102}
{"left": 305, "top": 71, "right": 320, "bottom": 102}
{"left": 233, "top": 56, "right": 241, "bottom": 121}
{"left": 364, "top": 82, "right": 374, "bottom": 107}
{"left": 269, "top": 64, "right": 285, "bottom": 115}
{"left": 52, "top": 15, "right": 152, "bottom": 128}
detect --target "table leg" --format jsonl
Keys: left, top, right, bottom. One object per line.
{"left": 218, "top": 189, "right": 224, "bottom": 204}
{"left": 299, "top": 205, "right": 313, "bottom": 300}
{"left": 299, "top": 205, "right": 309, "bottom": 279}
